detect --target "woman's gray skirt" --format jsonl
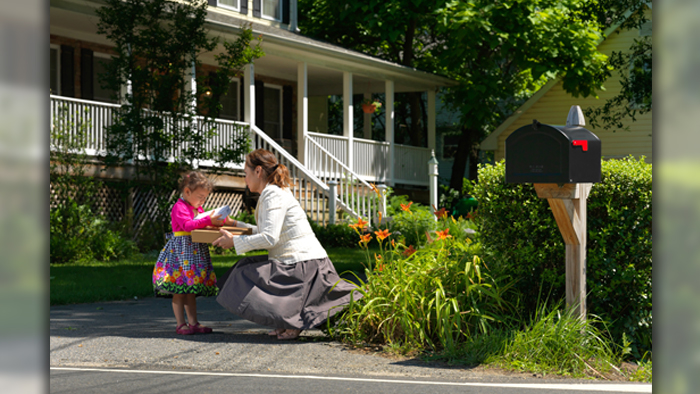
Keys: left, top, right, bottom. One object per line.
{"left": 216, "top": 255, "right": 362, "bottom": 330}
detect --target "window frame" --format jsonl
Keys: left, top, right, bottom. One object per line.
{"left": 263, "top": 83, "right": 283, "bottom": 139}
{"left": 219, "top": 78, "right": 240, "bottom": 121}
{"left": 628, "top": 54, "right": 651, "bottom": 110}
{"left": 50, "top": 44, "right": 61, "bottom": 95}
{"left": 92, "top": 51, "right": 119, "bottom": 104}
{"left": 217, "top": 0, "right": 240, "bottom": 12}
{"left": 261, "top": 0, "right": 282, "bottom": 22}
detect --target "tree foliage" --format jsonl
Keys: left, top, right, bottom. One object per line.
{"left": 96, "top": 0, "right": 263, "bottom": 248}
{"left": 300, "top": 0, "right": 610, "bottom": 188}
{"left": 582, "top": 1, "right": 652, "bottom": 131}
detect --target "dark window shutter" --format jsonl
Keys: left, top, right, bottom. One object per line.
{"left": 80, "top": 49, "right": 94, "bottom": 100}
{"left": 283, "top": 85, "right": 292, "bottom": 140}
{"left": 255, "top": 80, "right": 265, "bottom": 129}
{"left": 60, "top": 45, "right": 75, "bottom": 97}
{"left": 240, "top": 0, "right": 248, "bottom": 15}
{"left": 207, "top": 0, "right": 217, "bottom": 6}
{"left": 239, "top": 76, "right": 245, "bottom": 121}
{"left": 253, "top": 0, "right": 261, "bottom": 18}
{"left": 282, "top": 0, "right": 290, "bottom": 24}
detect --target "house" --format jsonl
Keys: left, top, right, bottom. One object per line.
{"left": 480, "top": 6, "right": 652, "bottom": 163}
{"left": 50, "top": 0, "right": 456, "bottom": 227}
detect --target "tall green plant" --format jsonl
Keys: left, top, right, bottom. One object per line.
{"left": 331, "top": 213, "right": 512, "bottom": 353}
{"left": 470, "top": 157, "right": 652, "bottom": 358}
{"left": 96, "top": 0, "right": 263, "bottom": 248}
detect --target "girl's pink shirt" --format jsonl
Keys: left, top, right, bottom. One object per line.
{"left": 171, "top": 198, "right": 212, "bottom": 233}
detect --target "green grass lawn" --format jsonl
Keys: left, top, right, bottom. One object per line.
{"left": 50, "top": 247, "right": 373, "bottom": 306}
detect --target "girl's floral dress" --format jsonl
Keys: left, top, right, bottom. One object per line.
{"left": 153, "top": 198, "right": 218, "bottom": 297}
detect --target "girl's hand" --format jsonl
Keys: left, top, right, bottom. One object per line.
{"left": 210, "top": 214, "right": 225, "bottom": 227}
{"left": 212, "top": 228, "right": 235, "bottom": 250}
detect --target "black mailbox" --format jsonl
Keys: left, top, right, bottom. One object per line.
{"left": 505, "top": 120, "right": 601, "bottom": 184}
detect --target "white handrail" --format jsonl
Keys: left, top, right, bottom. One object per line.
{"left": 305, "top": 136, "right": 378, "bottom": 225}
{"left": 250, "top": 125, "right": 335, "bottom": 225}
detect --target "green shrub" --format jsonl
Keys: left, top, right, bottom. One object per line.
{"left": 386, "top": 195, "right": 436, "bottom": 247}
{"left": 469, "top": 156, "right": 652, "bottom": 358}
{"left": 310, "top": 220, "right": 359, "bottom": 249}
{"left": 50, "top": 202, "right": 138, "bottom": 264}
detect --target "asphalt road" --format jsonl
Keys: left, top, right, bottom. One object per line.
{"left": 50, "top": 297, "right": 652, "bottom": 394}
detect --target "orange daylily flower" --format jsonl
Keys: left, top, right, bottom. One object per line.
{"left": 436, "top": 228, "right": 452, "bottom": 240}
{"left": 374, "top": 253, "right": 382, "bottom": 261}
{"left": 425, "top": 231, "right": 434, "bottom": 244}
{"left": 377, "top": 264, "right": 384, "bottom": 272}
{"left": 400, "top": 202, "right": 413, "bottom": 212}
{"left": 374, "top": 229, "right": 391, "bottom": 242}
{"left": 391, "top": 239, "right": 396, "bottom": 248}
{"left": 349, "top": 217, "right": 369, "bottom": 231}
{"left": 359, "top": 233, "right": 372, "bottom": 246}
{"left": 378, "top": 211, "right": 383, "bottom": 224}
{"left": 403, "top": 245, "right": 417, "bottom": 257}
{"left": 369, "top": 183, "right": 381, "bottom": 198}
{"left": 432, "top": 205, "right": 448, "bottom": 220}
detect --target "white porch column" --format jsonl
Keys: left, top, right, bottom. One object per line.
{"left": 187, "top": 59, "right": 197, "bottom": 112}
{"left": 427, "top": 88, "right": 436, "bottom": 152}
{"left": 187, "top": 59, "right": 198, "bottom": 168}
{"left": 297, "top": 62, "right": 308, "bottom": 164}
{"left": 343, "top": 71, "right": 354, "bottom": 171}
{"left": 363, "top": 91, "right": 372, "bottom": 139}
{"left": 429, "top": 150, "right": 439, "bottom": 221}
{"left": 385, "top": 80, "right": 395, "bottom": 186}
{"left": 244, "top": 63, "right": 255, "bottom": 126}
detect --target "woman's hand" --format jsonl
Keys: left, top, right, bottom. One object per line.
{"left": 212, "top": 228, "right": 235, "bottom": 250}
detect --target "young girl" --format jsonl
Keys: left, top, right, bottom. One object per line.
{"left": 153, "top": 171, "right": 229, "bottom": 335}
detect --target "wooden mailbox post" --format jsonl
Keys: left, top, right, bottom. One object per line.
{"left": 505, "top": 106, "right": 601, "bottom": 319}
{"left": 533, "top": 182, "right": 591, "bottom": 319}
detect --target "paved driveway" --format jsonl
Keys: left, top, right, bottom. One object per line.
{"left": 50, "top": 296, "right": 651, "bottom": 393}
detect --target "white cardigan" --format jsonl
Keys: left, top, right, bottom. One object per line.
{"left": 233, "top": 184, "right": 328, "bottom": 264}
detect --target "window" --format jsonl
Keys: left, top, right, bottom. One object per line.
{"left": 262, "top": 0, "right": 281, "bottom": 21}
{"left": 639, "top": 20, "right": 652, "bottom": 37}
{"left": 263, "top": 85, "right": 282, "bottom": 139}
{"left": 50, "top": 46, "right": 59, "bottom": 94}
{"left": 218, "top": 0, "right": 239, "bottom": 12}
{"left": 93, "top": 53, "right": 118, "bottom": 103}
{"left": 629, "top": 55, "right": 651, "bottom": 109}
{"left": 219, "top": 79, "right": 239, "bottom": 120}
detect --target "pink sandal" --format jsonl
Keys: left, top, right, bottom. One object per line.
{"left": 189, "top": 322, "right": 213, "bottom": 334}
{"left": 176, "top": 323, "right": 194, "bottom": 335}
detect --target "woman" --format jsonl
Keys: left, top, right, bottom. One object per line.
{"left": 212, "top": 149, "right": 361, "bottom": 340}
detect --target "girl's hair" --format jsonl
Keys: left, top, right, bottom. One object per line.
{"left": 178, "top": 171, "right": 214, "bottom": 194}
{"left": 246, "top": 149, "right": 292, "bottom": 189}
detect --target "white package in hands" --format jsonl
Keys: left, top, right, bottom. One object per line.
{"left": 195, "top": 205, "right": 231, "bottom": 221}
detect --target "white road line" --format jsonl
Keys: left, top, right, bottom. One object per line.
{"left": 50, "top": 366, "right": 652, "bottom": 393}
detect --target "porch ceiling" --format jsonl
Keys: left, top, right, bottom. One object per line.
{"left": 51, "top": 0, "right": 457, "bottom": 96}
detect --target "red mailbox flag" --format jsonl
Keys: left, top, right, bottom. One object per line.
{"left": 572, "top": 140, "right": 588, "bottom": 151}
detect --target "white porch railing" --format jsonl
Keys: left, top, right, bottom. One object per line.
{"left": 249, "top": 126, "right": 338, "bottom": 225}
{"left": 307, "top": 131, "right": 430, "bottom": 186}
{"left": 394, "top": 144, "right": 431, "bottom": 185}
{"left": 305, "top": 136, "right": 379, "bottom": 224}
{"left": 50, "top": 95, "right": 120, "bottom": 156}
{"left": 51, "top": 95, "right": 250, "bottom": 169}
{"left": 50, "top": 95, "right": 350, "bottom": 226}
